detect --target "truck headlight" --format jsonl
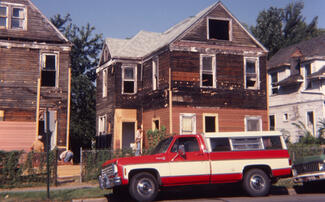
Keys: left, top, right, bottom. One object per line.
{"left": 113, "top": 164, "right": 118, "bottom": 175}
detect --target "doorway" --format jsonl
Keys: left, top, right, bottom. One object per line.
{"left": 122, "top": 122, "right": 135, "bottom": 149}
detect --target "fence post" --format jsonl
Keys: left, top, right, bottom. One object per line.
{"left": 80, "top": 147, "right": 82, "bottom": 183}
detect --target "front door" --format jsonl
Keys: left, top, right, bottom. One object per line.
{"left": 122, "top": 122, "right": 135, "bottom": 149}
{"left": 168, "top": 137, "right": 210, "bottom": 185}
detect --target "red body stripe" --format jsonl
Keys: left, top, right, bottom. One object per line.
{"left": 161, "top": 175, "right": 210, "bottom": 186}
{"left": 209, "top": 150, "right": 289, "bottom": 160}
{"left": 272, "top": 168, "right": 292, "bottom": 177}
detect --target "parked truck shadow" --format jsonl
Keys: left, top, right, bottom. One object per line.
{"left": 105, "top": 184, "right": 289, "bottom": 202}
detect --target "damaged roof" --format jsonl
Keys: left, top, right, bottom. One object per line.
{"left": 268, "top": 34, "right": 325, "bottom": 70}
{"left": 104, "top": 1, "right": 266, "bottom": 60}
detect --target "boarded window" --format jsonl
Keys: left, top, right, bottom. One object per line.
{"left": 245, "top": 116, "right": 262, "bottom": 131}
{"left": 245, "top": 57, "right": 259, "bottom": 89}
{"left": 180, "top": 113, "right": 196, "bottom": 135}
{"left": 210, "top": 138, "right": 231, "bottom": 152}
{"left": 11, "top": 7, "right": 25, "bottom": 29}
{"left": 208, "top": 19, "right": 229, "bottom": 40}
{"left": 0, "top": 6, "right": 7, "bottom": 28}
{"left": 41, "top": 54, "right": 57, "bottom": 87}
{"left": 122, "top": 66, "right": 136, "bottom": 94}
{"left": 200, "top": 55, "right": 216, "bottom": 87}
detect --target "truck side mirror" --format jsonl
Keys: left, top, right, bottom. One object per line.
{"left": 178, "top": 144, "right": 185, "bottom": 156}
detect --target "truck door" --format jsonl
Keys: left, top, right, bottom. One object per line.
{"left": 168, "top": 136, "right": 210, "bottom": 185}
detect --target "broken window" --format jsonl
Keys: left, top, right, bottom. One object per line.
{"left": 180, "top": 113, "right": 196, "bottom": 135}
{"left": 102, "top": 69, "right": 107, "bottom": 98}
{"left": 11, "top": 7, "right": 25, "bottom": 29}
{"left": 0, "top": 6, "right": 7, "bottom": 28}
{"left": 41, "top": 54, "right": 57, "bottom": 87}
{"left": 98, "top": 115, "right": 107, "bottom": 135}
{"left": 305, "top": 63, "right": 312, "bottom": 89}
{"left": 208, "top": 18, "right": 230, "bottom": 40}
{"left": 204, "top": 114, "right": 218, "bottom": 133}
{"left": 152, "top": 57, "right": 159, "bottom": 90}
{"left": 152, "top": 119, "right": 160, "bottom": 131}
{"left": 270, "top": 72, "right": 279, "bottom": 94}
{"left": 200, "top": 54, "right": 216, "bottom": 88}
{"left": 244, "top": 57, "right": 259, "bottom": 89}
{"left": 245, "top": 116, "right": 262, "bottom": 131}
{"left": 307, "top": 111, "right": 315, "bottom": 136}
{"left": 122, "top": 65, "right": 137, "bottom": 94}
{"left": 269, "top": 115, "right": 275, "bottom": 131}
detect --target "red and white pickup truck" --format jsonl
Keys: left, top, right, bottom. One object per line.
{"left": 99, "top": 131, "right": 292, "bottom": 201}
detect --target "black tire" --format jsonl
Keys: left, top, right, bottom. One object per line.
{"left": 242, "top": 168, "right": 271, "bottom": 196}
{"left": 129, "top": 172, "right": 158, "bottom": 202}
{"left": 113, "top": 186, "right": 128, "bottom": 195}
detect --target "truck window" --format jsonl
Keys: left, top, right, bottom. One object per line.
{"left": 231, "top": 137, "right": 263, "bottom": 151}
{"left": 171, "top": 137, "right": 200, "bottom": 153}
{"left": 262, "top": 136, "right": 282, "bottom": 150}
{"left": 150, "top": 137, "right": 173, "bottom": 154}
{"left": 210, "top": 138, "right": 231, "bottom": 152}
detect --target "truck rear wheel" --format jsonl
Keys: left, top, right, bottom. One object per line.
{"left": 129, "top": 172, "right": 158, "bottom": 202}
{"left": 242, "top": 168, "right": 270, "bottom": 196}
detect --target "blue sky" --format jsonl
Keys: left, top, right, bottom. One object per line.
{"left": 32, "top": 0, "right": 325, "bottom": 39}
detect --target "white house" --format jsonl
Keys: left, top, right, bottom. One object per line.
{"left": 268, "top": 35, "right": 325, "bottom": 142}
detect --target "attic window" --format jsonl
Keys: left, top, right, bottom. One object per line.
{"left": 0, "top": 3, "right": 26, "bottom": 30}
{"left": 208, "top": 18, "right": 230, "bottom": 40}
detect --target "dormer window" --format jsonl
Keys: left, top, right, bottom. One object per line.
{"left": 0, "top": 3, "right": 26, "bottom": 30}
{"left": 207, "top": 18, "right": 231, "bottom": 41}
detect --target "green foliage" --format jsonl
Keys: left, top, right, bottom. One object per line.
{"left": 0, "top": 150, "right": 58, "bottom": 188}
{"left": 251, "top": 1, "right": 323, "bottom": 57}
{"left": 288, "top": 144, "right": 322, "bottom": 162}
{"left": 146, "top": 126, "right": 168, "bottom": 152}
{"left": 50, "top": 14, "right": 103, "bottom": 158}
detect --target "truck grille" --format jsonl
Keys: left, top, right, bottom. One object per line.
{"left": 101, "top": 164, "right": 114, "bottom": 177}
{"left": 294, "top": 162, "right": 320, "bottom": 175}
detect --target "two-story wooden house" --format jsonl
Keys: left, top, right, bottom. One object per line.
{"left": 96, "top": 1, "right": 268, "bottom": 150}
{"left": 0, "top": 0, "right": 71, "bottom": 151}
{"left": 268, "top": 35, "right": 325, "bottom": 142}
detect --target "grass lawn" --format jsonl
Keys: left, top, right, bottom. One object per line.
{"left": 0, "top": 187, "right": 111, "bottom": 202}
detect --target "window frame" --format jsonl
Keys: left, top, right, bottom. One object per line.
{"left": 122, "top": 64, "right": 137, "bottom": 95}
{"left": 98, "top": 114, "right": 107, "bottom": 135}
{"left": 244, "top": 57, "right": 260, "bottom": 90}
{"left": 40, "top": 53, "right": 59, "bottom": 88}
{"left": 245, "top": 116, "right": 262, "bottom": 131}
{"left": 11, "top": 6, "right": 26, "bottom": 30}
{"left": 270, "top": 72, "right": 279, "bottom": 95}
{"left": 200, "top": 54, "right": 216, "bottom": 88}
{"left": 269, "top": 114, "right": 275, "bottom": 131}
{"left": 152, "top": 118, "right": 160, "bottom": 131}
{"left": 206, "top": 17, "right": 232, "bottom": 41}
{"left": 0, "top": 5, "right": 8, "bottom": 29}
{"left": 102, "top": 68, "right": 107, "bottom": 98}
{"left": 152, "top": 57, "right": 159, "bottom": 90}
{"left": 203, "top": 113, "right": 219, "bottom": 134}
{"left": 180, "top": 113, "right": 196, "bottom": 135}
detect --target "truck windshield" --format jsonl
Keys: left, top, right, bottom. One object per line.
{"left": 150, "top": 137, "right": 173, "bottom": 155}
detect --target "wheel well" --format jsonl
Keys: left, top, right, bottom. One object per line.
{"left": 128, "top": 169, "right": 161, "bottom": 185}
{"left": 243, "top": 165, "right": 272, "bottom": 178}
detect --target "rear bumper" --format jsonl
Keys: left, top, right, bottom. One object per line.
{"left": 98, "top": 174, "right": 122, "bottom": 189}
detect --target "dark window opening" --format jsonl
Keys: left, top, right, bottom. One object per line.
{"left": 305, "top": 64, "right": 312, "bottom": 89}
{"left": 205, "top": 116, "right": 216, "bottom": 133}
{"left": 246, "top": 79, "right": 256, "bottom": 88}
{"left": 209, "top": 19, "right": 229, "bottom": 40}
{"left": 41, "top": 55, "right": 56, "bottom": 87}
{"left": 210, "top": 138, "right": 231, "bottom": 152}
{"left": 271, "top": 72, "right": 279, "bottom": 94}
{"left": 153, "top": 120, "right": 159, "bottom": 130}
{"left": 202, "top": 74, "right": 213, "bottom": 87}
{"left": 269, "top": 115, "right": 275, "bottom": 131}
{"left": 123, "top": 81, "right": 134, "bottom": 93}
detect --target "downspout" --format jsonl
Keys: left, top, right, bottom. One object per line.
{"left": 66, "top": 67, "right": 72, "bottom": 150}
{"left": 169, "top": 57, "right": 173, "bottom": 134}
{"left": 35, "top": 78, "right": 41, "bottom": 140}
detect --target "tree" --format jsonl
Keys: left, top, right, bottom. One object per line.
{"left": 50, "top": 14, "right": 103, "bottom": 159}
{"left": 251, "top": 1, "right": 322, "bottom": 57}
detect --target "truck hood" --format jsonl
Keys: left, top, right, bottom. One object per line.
{"left": 102, "top": 153, "right": 167, "bottom": 167}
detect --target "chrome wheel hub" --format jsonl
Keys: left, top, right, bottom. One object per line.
{"left": 137, "top": 178, "right": 153, "bottom": 196}
{"left": 250, "top": 175, "right": 265, "bottom": 191}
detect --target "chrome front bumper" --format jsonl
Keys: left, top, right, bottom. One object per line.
{"left": 293, "top": 171, "right": 325, "bottom": 183}
{"left": 98, "top": 174, "right": 122, "bottom": 189}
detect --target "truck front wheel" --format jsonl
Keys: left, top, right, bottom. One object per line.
{"left": 129, "top": 172, "right": 158, "bottom": 202}
{"left": 242, "top": 168, "right": 271, "bottom": 196}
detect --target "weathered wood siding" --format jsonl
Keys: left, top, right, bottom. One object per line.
{"left": 0, "top": 0, "right": 65, "bottom": 43}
